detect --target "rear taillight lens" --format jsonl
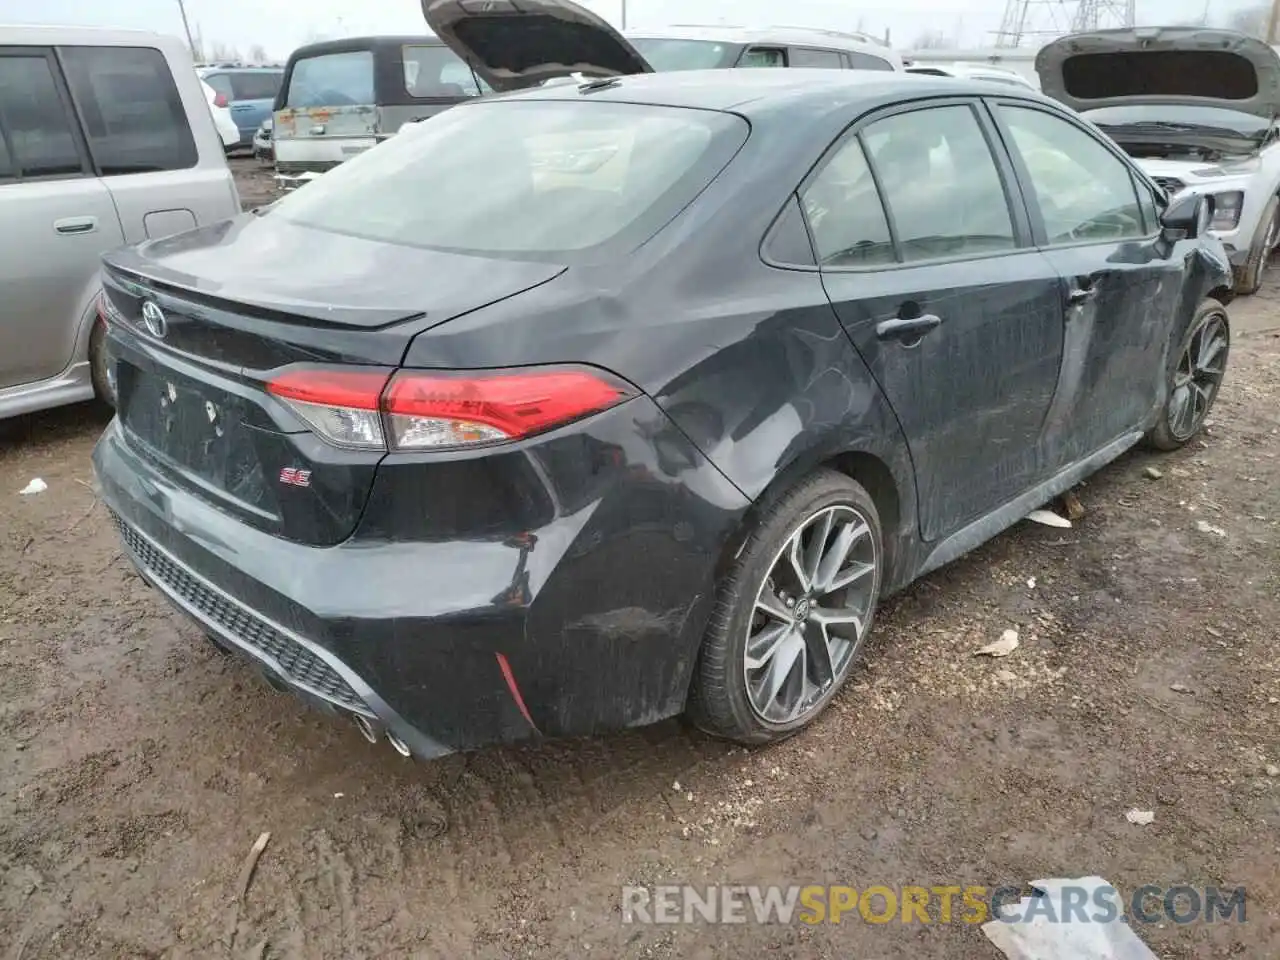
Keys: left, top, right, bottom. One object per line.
{"left": 266, "top": 365, "right": 635, "bottom": 452}
{"left": 267, "top": 368, "right": 390, "bottom": 450}
{"left": 213, "top": 92, "right": 230, "bottom": 108}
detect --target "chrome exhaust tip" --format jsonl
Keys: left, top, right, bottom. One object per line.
{"left": 386, "top": 731, "right": 412, "bottom": 757}
{"left": 353, "top": 714, "right": 379, "bottom": 744}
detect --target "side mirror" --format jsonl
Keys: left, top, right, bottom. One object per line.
{"left": 1160, "top": 192, "right": 1212, "bottom": 242}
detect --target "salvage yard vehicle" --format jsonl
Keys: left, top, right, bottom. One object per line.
{"left": 905, "top": 62, "right": 1035, "bottom": 87}
{"left": 624, "top": 24, "right": 903, "bottom": 73}
{"left": 93, "top": 2, "right": 1234, "bottom": 759}
{"left": 271, "top": 35, "right": 488, "bottom": 175}
{"left": 1038, "top": 27, "right": 1280, "bottom": 294}
{"left": 0, "top": 26, "right": 240, "bottom": 421}
{"left": 199, "top": 65, "right": 284, "bottom": 151}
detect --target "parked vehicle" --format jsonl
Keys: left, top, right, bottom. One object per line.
{"left": 0, "top": 26, "right": 240, "bottom": 421}
{"left": 271, "top": 36, "right": 488, "bottom": 174}
{"left": 1038, "top": 27, "right": 1280, "bottom": 294}
{"left": 199, "top": 66, "right": 284, "bottom": 150}
{"left": 905, "top": 62, "right": 1034, "bottom": 87}
{"left": 95, "top": 17, "right": 1234, "bottom": 758}
{"left": 253, "top": 118, "right": 273, "bottom": 164}
{"left": 624, "top": 25, "right": 903, "bottom": 72}
{"left": 202, "top": 78, "right": 241, "bottom": 149}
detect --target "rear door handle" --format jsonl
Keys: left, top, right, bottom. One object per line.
{"left": 54, "top": 216, "right": 98, "bottom": 235}
{"left": 1067, "top": 286, "right": 1096, "bottom": 305}
{"left": 876, "top": 314, "right": 943, "bottom": 344}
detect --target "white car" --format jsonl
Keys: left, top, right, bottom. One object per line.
{"left": 906, "top": 62, "right": 1035, "bottom": 88}
{"left": 201, "top": 77, "right": 239, "bottom": 151}
{"left": 1038, "top": 27, "right": 1280, "bottom": 294}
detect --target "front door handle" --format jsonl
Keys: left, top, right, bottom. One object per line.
{"left": 876, "top": 314, "right": 943, "bottom": 345}
{"left": 54, "top": 216, "right": 98, "bottom": 235}
{"left": 1067, "top": 286, "right": 1096, "bottom": 305}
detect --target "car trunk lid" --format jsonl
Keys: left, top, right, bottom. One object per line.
{"left": 422, "top": 0, "right": 652, "bottom": 92}
{"left": 101, "top": 215, "right": 565, "bottom": 547}
{"left": 1036, "top": 27, "right": 1280, "bottom": 118}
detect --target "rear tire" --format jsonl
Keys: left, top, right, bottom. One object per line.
{"left": 88, "top": 319, "right": 115, "bottom": 408}
{"left": 688, "top": 470, "right": 884, "bottom": 745}
{"left": 1145, "top": 299, "right": 1229, "bottom": 451}
{"left": 1234, "top": 195, "right": 1278, "bottom": 295}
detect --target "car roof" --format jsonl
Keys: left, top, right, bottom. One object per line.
{"left": 624, "top": 24, "right": 892, "bottom": 54}
{"left": 287, "top": 35, "right": 446, "bottom": 60}
{"left": 0, "top": 23, "right": 186, "bottom": 49}
{"left": 495, "top": 68, "right": 1050, "bottom": 117}
{"left": 199, "top": 65, "right": 283, "bottom": 73}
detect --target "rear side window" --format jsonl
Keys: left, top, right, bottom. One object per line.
{"left": 739, "top": 48, "right": 785, "bottom": 68}
{"left": 998, "top": 104, "right": 1145, "bottom": 243}
{"left": 285, "top": 51, "right": 374, "bottom": 108}
{"left": 801, "top": 137, "right": 895, "bottom": 266}
{"left": 204, "top": 73, "right": 234, "bottom": 99}
{"left": 863, "top": 105, "right": 1015, "bottom": 261}
{"left": 229, "top": 72, "right": 283, "bottom": 101}
{"left": 402, "top": 45, "right": 488, "bottom": 97}
{"left": 790, "top": 48, "right": 843, "bottom": 69}
{"left": 61, "top": 46, "right": 197, "bottom": 176}
{"left": 0, "top": 54, "right": 84, "bottom": 178}
{"left": 848, "top": 52, "right": 895, "bottom": 71}
{"left": 272, "top": 100, "right": 749, "bottom": 261}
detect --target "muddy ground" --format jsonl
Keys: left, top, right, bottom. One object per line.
{"left": 1, "top": 161, "right": 1278, "bottom": 958}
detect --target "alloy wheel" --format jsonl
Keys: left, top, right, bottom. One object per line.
{"left": 1167, "top": 311, "right": 1228, "bottom": 443}
{"left": 744, "top": 504, "right": 879, "bottom": 725}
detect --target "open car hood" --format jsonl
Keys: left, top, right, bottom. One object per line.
{"left": 1036, "top": 27, "right": 1280, "bottom": 119}
{"left": 422, "top": 0, "right": 652, "bottom": 93}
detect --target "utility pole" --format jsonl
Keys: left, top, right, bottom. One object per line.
{"left": 1268, "top": 0, "right": 1280, "bottom": 45}
{"left": 175, "top": 0, "right": 196, "bottom": 53}
{"left": 620, "top": 0, "right": 627, "bottom": 30}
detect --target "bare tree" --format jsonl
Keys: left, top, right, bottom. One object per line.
{"left": 247, "top": 43, "right": 268, "bottom": 64}
{"left": 208, "top": 41, "right": 241, "bottom": 62}
{"left": 911, "top": 29, "right": 955, "bottom": 49}
{"left": 1225, "top": 3, "right": 1268, "bottom": 39}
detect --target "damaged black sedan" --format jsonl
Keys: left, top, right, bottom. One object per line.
{"left": 93, "top": 5, "right": 1233, "bottom": 759}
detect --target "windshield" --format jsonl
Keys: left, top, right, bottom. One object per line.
{"left": 629, "top": 38, "right": 738, "bottom": 71}
{"left": 270, "top": 100, "right": 748, "bottom": 261}
{"left": 1082, "top": 104, "right": 1268, "bottom": 140}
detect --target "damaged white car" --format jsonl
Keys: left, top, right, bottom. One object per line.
{"left": 1038, "top": 27, "right": 1280, "bottom": 293}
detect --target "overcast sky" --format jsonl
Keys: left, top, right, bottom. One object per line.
{"left": 0, "top": 0, "right": 1259, "bottom": 60}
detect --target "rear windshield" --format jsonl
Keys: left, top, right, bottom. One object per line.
{"left": 402, "top": 44, "right": 490, "bottom": 97}
{"left": 270, "top": 100, "right": 748, "bottom": 261}
{"left": 283, "top": 51, "right": 373, "bottom": 108}
{"left": 229, "top": 71, "right": 283, "bottom": 101}
{"left": 629, "top": 38, "right": 738, "bottom": 71}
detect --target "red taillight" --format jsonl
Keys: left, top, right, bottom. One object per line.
{"left": 213, "top": 92, "right": 229, "bottom": 108}
{"left": 266, "top": 365, "right": 635, "bottom": 452}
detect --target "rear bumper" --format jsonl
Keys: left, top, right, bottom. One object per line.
{"left": 93, "top": 399, "right": 748, "bottom": 756}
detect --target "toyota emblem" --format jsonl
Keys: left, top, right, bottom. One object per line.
{"left": 141, "top": 301, "right": 167, "bottom": 338}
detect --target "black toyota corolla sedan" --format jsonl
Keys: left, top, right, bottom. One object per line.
{"left": 93, "top": 4, "right": 1233, "bottom": 760}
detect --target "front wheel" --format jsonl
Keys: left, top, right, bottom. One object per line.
{"left": 88, "top": 318, "right": 115, "bottom": 408}
{"left": 1145, "top": 299, "right": 1229, "bottom": 451}
{"left": 1234, "top": 196, "right": 1279, "bottom": 295}
{"left": 688, "top": 470, "right": 884, "bottom": 745}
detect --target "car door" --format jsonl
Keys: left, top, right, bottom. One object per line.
{"left": 59, "top": 44, "right": 223, "bottom": 243}
{"left": 988, "top": 100, "right": 1185, "bottom": 465}
{"left": 0, "top": 47, "right": 125, "bottom": 392}
{"left": 227, "top": 71, "right": 282, "bottom": 142}
{"left": 803, "top": 99, "right": 1066, "bottom": 542}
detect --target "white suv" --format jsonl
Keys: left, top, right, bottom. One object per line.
{"left": 0, "top": 26, "right": 241, "bottom": 419}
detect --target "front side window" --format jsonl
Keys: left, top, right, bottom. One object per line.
{"left": 790, "top": 48, "right": 843, "bottom": 69}
{"left": 402, "top": 45, "right": 488, "bottom": 98}
{"left": 271, "top": 100, "right": 748, "bottom": 261}
{"left": 284, "top": 51, "right": 374, "bottom": 108}
{"left": 0, "top": 54, "right": 83, "bottom": 178}
{"left": 739, "top": 48, "right": 785, "bottom": 68}
{"left": 61, "top": 46, "right": 197, "bottom": 175}
{"left": 998, "top": 104, "right": 1145, "bottom": 244}
{"left": 800, "top": 136, "right": 895, "bottom": 266}
{"left": 862, "top": 104, "right": 1016, "bottom": 261}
